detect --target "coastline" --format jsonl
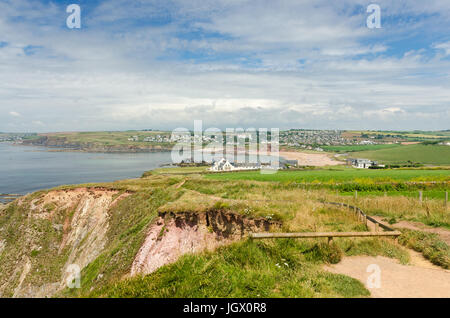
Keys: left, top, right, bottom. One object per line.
{"left": 17, "top": 140, "right": 173, "bottom": 153}
{"left": 13, "top": 141, "right": 342, "bottom": 166}
{"left": 0, "top": 142, "right": 174, "bottom": 196}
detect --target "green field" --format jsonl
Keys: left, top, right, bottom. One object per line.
{"left": 205, "top": 167, "right": 450, "bottom": 183}
{"left": 349, "top": 130, "right": 450, "bottom": 140}
{"left": 2, "top": 165, "right": 449, "bottom": 298}
{"left": 341, "top": 190, "right": 448, "bottom": 200}
{"left": 322, "top": 144, "right": 401, "bottom": 153}
{"left": 145, "top": 166, "right": 209, "bottom": 176}
{"left": 350, "top": 144, "right": 450, "bottom": 165}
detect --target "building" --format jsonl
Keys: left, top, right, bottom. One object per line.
{"left": 210, "top": 158, "right": 235, "bottom": 171}
{"left": 348, "top": 158, "right": 378, "bottom": 169}
{"left": 209, "top": 158, "right": 262, "bottom": 172}
{"left": 127, "top": 136, "right": 139, "bottom": 142}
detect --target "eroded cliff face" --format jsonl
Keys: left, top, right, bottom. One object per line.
{"left": 0, "top": 188, "right": 129, "bottom": 297}
{"left": 131, "top": 210, "right": 281, "bottom": 276}
{"left": 0, "top": 187, "right": 279, "bottom": 297}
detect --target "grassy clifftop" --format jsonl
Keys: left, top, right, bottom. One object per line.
{"left": 1, "top": 168, "right": 449, "bottom": 298}
{"left": 0, "top": 171, "right": 414, "bottom": 298}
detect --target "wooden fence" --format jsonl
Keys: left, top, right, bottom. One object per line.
{"left": 250, "top": 201, "right": 401, "bottom": 243}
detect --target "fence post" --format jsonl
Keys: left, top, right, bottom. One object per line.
{"left": 419, "top": 191, "right": 423, "bottom": 203}
{"left": 355, "top": 190, "right": 358, "bottom": 200}
{"left": 445, "top": 191, "right": 448, "bottom": 206}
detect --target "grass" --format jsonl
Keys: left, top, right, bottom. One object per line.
{"left": 31, "top": 131, "right": 174, "bottom": 150}
{"left": 350, "top": 144, "right": 450, "bottom": 165}
{"left": 322, "top": 144, "right": 401, "bottom": 153}
{"left": 205, "top": 167, "right": 450, "bottom": 183}
{"left": 0, "top": 199, "right": 72, "bottom": 297}
{"left": 86, "top": 238, "right": 405, "bottom": 298}
{"left": 398, "top": 229, "right": 450, "bottom": 269}
{"left": 0, "top": 170, "right": 445, "bottom": 297}
{"left": 349, "top": 195, "right": 450, "bottom": 229}
{"left": 147, "top": 166, "right": 209, "bottom": 176}
{"left": 340, "top": 190, "right": 449, "bottom": 200}
{"left": 62, "top": 188, "right": 180, "bottom": 297}
{"left": 347, "top": 130, "right": 450, "bottom": 140}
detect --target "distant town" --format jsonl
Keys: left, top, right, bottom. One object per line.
{"left": 1, "top": 130, "right": 449, "bottom": 151}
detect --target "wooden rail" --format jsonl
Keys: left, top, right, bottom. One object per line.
{"left": 250, "top": 231, "right": 401, "bottom": 239}
{"left": 323, "top": 201, "right": 396, "bottom": 231}
{"left": 249, "top": 200, "right": 401, "bottom": 243}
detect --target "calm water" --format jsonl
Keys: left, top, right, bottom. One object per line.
{"left": 0, "top": 143, "right": 173, "bottom": 195}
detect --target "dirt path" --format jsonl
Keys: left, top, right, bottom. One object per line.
{"left": 325, "top": 255, "right": 450, "bottom": 298}
{"left": 372, "top": 216, "right": 450, "bottom": 245}
{"left": 173, "top": 179, "right": 186, "bottom": 189}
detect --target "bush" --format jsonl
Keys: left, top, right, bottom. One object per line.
{"left": 306, "top": 242, "right": 343, "bottom": 264}
{"left": 398, "top": 229, "right": 450, "bottom": 269}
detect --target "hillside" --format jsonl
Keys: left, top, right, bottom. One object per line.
{"left": 0, "top": 169, "right": 448, "bottom": 298}
{"left": 350, "top": 144, "right": 450, "bottom": 165}
{"left": 21, "top": 131, "right": 174, "bottom": 153}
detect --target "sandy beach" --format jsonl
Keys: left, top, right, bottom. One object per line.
{"left": 279, "top": 151, "right": 342, "bottom": 166}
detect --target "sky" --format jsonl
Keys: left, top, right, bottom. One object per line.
{"left": 1, "top": 0, "right": 450, "bottom": 132}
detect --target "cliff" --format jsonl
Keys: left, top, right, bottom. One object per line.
{"left": 0, "top": 179, "right": 280, "bottom": 298}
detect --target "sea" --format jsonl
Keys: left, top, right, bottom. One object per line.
{"left": 0, "top": 142, "right": 173, "bottom": 196}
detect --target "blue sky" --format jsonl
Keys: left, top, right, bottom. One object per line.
{"left": 1, "top": 0, "right": 450, "bottom": 132}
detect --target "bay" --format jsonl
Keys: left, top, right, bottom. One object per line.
{"left": 0, "top": 143, "right": 172, "bottom": 195}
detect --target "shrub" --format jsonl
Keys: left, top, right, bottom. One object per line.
{"left": 306, "top": 242, "right": 343, "bottom": 264}
{"left": 398, "top": 229, "right": 450, "bottom": 269}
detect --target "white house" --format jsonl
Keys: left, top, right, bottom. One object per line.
{"left": 349, "top": 158, "right": 378, "bottom": 169}
{"left": 209, "top": 158, "right": 263, "bottom": 171}
{"left": 210, "top": 158, "right": 235, "bottom": 171}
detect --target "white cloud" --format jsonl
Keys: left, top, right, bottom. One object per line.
{"left": 31, "top": 120, "right": 45, "bottom": 126}
{"left": 433, "top": 42, "right": 450, "bottom": 55}
{"left": 0, "top": 0, "right": 449, "bottom": 132}
{"left": 9, "top": 111, "right": 21, "bottom": 117}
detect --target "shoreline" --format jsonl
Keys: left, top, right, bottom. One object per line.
{"left": 6, "top": 142, "right": 343, "bottom": 167}
{"left": 8, "top": 142, "right": 173, "bottom": 154}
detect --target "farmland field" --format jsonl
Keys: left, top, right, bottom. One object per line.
{"left": 322, "top": 144, "right": 401, "bottom": 153}
{"left": 350, "top": 144, "right": 450, "bottom": 165}
{"left": 348, "top": 130, "right": 450, "bottom": 139}
{"left": 205, "top": 167, "right": 450, "bottom": 183}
